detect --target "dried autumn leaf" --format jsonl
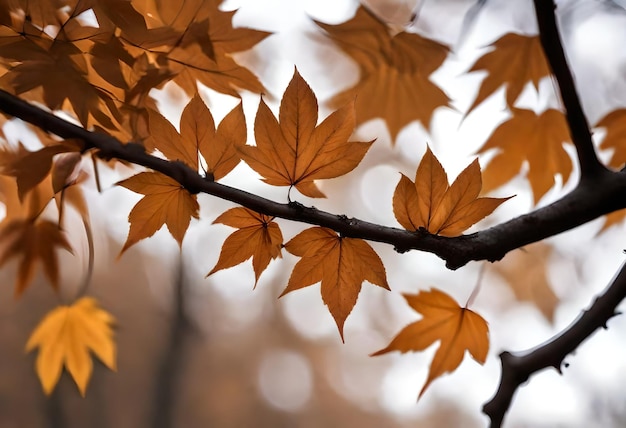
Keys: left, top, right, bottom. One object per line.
{"left": 240, "top": 68, "right": 372, "bottom": 198}
{"left": 146, "top": 95, "right": 246, "bottom": 178}
{"left": 467, "top": 33, "right": 551, "bottom": 113}
{"left": 282, "top": 227, "right": 389, "bottom": 340}
{"left": 372, "top": 288, "right": 489, "bottom": 398}
{"left": 0, "top": 219, "right": 72, "bottom": 296}
{"left": 25, "top": 297, "right": 116, "bottom": 396}
{"left": 0, "top": 140, "right": 82, "bottom": 200}
{"left": 493, "top": 244, "right": 559, "bottom": 322}
{"left": 161, "top": 1, "right": 270, "bottom": 96}
{"left": 593, "top": 110, "right": 626, "bottom": 230}
{"left": 478, "top": 108, "right": 572, "bottom": 204}
{"left": 118, "top": 171, "right": 199, "bottom": 253}
{"left": 393, "top": 147, "right": 509, "bottom": 236}
{"left": 207, "top": 207, "right": 283, "bottom": 286}
{"left": 316, "top": 6, "right": 450, "bottom": 140}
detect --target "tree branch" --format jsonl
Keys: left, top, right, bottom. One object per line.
{"left": 0, "top": 89, "right": 625, "bottom": 270}
{"left": 533, "top": 0, "right": 606, "bottom": 178}
{"left": 483, "top": 260, "right": 626, "bottom": 427}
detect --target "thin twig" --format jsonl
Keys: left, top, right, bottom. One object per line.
{"left": 483, "top": 260, "right": 626, "bottom": 427}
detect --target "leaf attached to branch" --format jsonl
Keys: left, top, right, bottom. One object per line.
{"left": 118, "top": 171, "right": 199, "bottom": 253}
{"left": 207, "top": 207, "right": 283, "bottom": 286}
{"left": 282, "top": 227, "right": 389, "bottom": 340}
{"left": 240, "top": 68, "right": 372, "bottom": 198}
{"left": 393, "top": 147, "right": 509, "bottom": 236}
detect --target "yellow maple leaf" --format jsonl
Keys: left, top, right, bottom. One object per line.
{"left": 467, "top": 33, "right": 551, "bottom": 113}
{"left": 478, "top": 108, "right": 572, "bottom": 204}
{"left": 372, "top": 288, "right": 489, "bottom": 398}
{"left": 26, "top": 297, "right": 116, "bottom": 396}
{"left": 240, "top": 68, "right": 372, "bottom": 198}
{"left": 207, "top": 207, "right": 283, "bottom": 286}
{"left": 117, "top": 171, "right": 199, "bottom": 253}
{"left": 316, "top": 6, "right": 450, "bottom": 140}
{"left": 393, "top": 147, "right": 509, "bottom": 236}
{"left": 282, "top": 227, "right": 389, "bottom": 340}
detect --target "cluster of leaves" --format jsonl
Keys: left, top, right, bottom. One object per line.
{"left": 0, "top": 0, "right": 623, "bottom": 405}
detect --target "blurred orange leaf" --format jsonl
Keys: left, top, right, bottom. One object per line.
{"left": 467, "top": 33, "right": 550, "bottom": 113}
{"left": 26, "top": 297, "right": 116, "bottom": 396}
{"left": 207, "top": 207, "right": 283, "bottom": 286}
{"left": 493, "top": 244, "right": 559, "bottom": 322}
{"left": 372, "top": 288, "right": 489, "bottom": 398}
{"left": 118, "top": 171, "right": 199, "bottom": 253}
{"left": 478, "top": 108, "right": 572, "bottom": 204}
{"left": 316, "top": 6, "right": 450, "bottom": 140}
{"left": 597, "top": 109, "right": 626, "bottom": 169}
{"left": 240, "top": 68, "right": 372, "bottom": 198}
{"left": 282, "top": 227, "right": 389, "bottom": 340}
{"left": 393, "top": 147, "right": 509, "bottom": 236}
{"left": 0, "top": 219, "right": 72, "bottom": 296}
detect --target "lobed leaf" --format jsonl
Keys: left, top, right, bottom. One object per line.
{"left": 372, "top": 288, "right": 489, "bottom": 398}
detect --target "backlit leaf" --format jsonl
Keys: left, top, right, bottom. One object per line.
{"left": 316, "top": 6, "right": 450, "bottom": 141}
{"left": 393, "top": 147, "right": 509, "bottom": 236}
{"left": 26, "top": 297, "right": 116, "bottom": 396}
{"left": 207, "top": 207, "right": 283, "bottom": 286}
{"left": 0, "top": 219, "right": 72, "bottom": 296}
{"left": 118, "top": 171, "right": 199, "bottom": 253}
{"left": 240, "top": 68, "right": 372, "bottom": 198}
{"left": 478, "top": 108, "right": 572, "bottom": 204}
{"left": 282, "top": 227, "right": 389, "bottom": 340}
{"left": 467, "top": 33, "right": 551, "bottom": 113}
{"left": 372, "top": 288, "right": 489, "bottom": 398}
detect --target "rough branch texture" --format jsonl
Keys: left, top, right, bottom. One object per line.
{"left": 479, "top": 1, "right": 626, "bottom": 427}
{"left": 483, "top": 260, "right": 626, "bottom": 427}
{"left": 0, "top": 90, "right": 625, "bottom": 272}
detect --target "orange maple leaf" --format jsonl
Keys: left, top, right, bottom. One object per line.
{"left": 594, "top": 110, "right": 626, "bottom": 230}
{"left": 26, "top": 297, "right": 116, "bottom": 396}
{"left": 467, "top": 33, "right": 551, "bottom": 113}
{"left": 240, "top": 68, "right": 372, "bottom": 198}
{"left": 146, "top": 94, "right": 246, "bottom": 179}
{"left": 315, "top": 6, "right": 450, "bottom": 141}
{"left": 372, "top": 288, "right": 489, "bottom": 398}
{"left": 478, "top": 108, "right": 572, "bottom": 204}
{"left": 0, "top": 219, "right": 72, "bottom": 296}
{"left": 207, "top": 207, "right": 283, "bottom": 286}
{"left": 282, "top": 227, "right": 389, "bottom": 340}
{"left": 596, "top": 109, "right": 626, "bottom": 169}
{"left": 393, "top": 147, "right": 509, "bottom": 236}
{"left": 160, "top": 1, "right": 270, "bottom": 96}
{"left": 118, "top": 171, "right": 199, "bottom": 253}
{"left": 0, "top": 140, "right": 82, "bottom": 200}
{"left": 493, "top": 243, "right": 559, "bottom": 322}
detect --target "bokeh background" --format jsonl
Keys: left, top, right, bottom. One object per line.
{"left": 2, "top": 0, "right": 626, "bottom": 426}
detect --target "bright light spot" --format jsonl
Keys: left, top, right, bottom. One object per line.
{"left": 379, "top": 356, "right": 428, "bottom": 414}
{"left": 360, "top": 165, "right": 399, "bottom": 224}
{"left": 571, "top": 16, "right": 626, "bottom": 75}
{"left": 257, "top": 350, "right": 313, "bottom": 412}
{"left": 508, "top": 371, "right": 588, "bottom": 427}
{"left": 74, "top": 8, "right": 98, "bottom": 28}
{"left": 282, "top": 285, "right": 337, "bottom": 340}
